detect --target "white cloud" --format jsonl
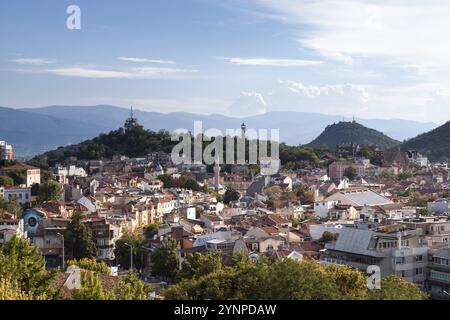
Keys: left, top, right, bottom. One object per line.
{"left": 229, "top": 91, "right": 268, "bottom": 117}
{"left": 19, "top": 66, "right": 198, "bottom": 79}
{"left": 118, "top": 57, "right": 176, "bottom": 64}
{"left": 223, "top": 57, "right": 322, "bottom": 67}
{"left": 251, "top": 0, "right": 450, "bottom": 82}
{"left": 9, "top": 58, "right": 53, "bottom": 66}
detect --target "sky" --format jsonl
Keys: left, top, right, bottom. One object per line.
{"left": 1, "top": 0, "right": 450, "bottom": 123}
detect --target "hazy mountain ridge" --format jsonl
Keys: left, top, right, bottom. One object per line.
{"left": 0, "top": 105, "right": 438, "bottom": 157}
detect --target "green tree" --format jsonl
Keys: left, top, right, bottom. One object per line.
{"left": 144, "top": 223, "right": 161, "bottom": 240}
{"left": 116, "top": 271, "right": 149, "bottom": 300}
{"left": 0, "top": 175, "right": 14, "bottom": 187}
{"left": 0, "top": 196, "right": 23, "bottom": 217}
{"left": 180, "top": 252, "right": 222, "bottom": 280}
{"left": 0, "top": 278, "right": 36, "bottom": 300}
{"left": 64, "top": 211, "right": 98, "bottom": 260}
{"left": 343, "top": 167, "right": 358, "bottom": 180}
{"left": 114, "top": 231, "right": 144, "bottom": 270}
{"left": 6, "top": 170, "right": 26, "bottom": 185}
{"left": 268, "top": 259, "right": 340, "bottom": 300}
{"left": 66, "top": 258, "right": 111, "bottom": 275}
{"left": 38, "top": 180, "right": 63, "bottom": 202}
{"left": 151, "top": 239, "right": 179, "bottom": 282}
{"left": 320, "top": 231, "right": 337, "bottom": 243}
{"left": 72, "top": 271, "right": 115, "bottom": 300}
{"left": 368, "top": 275, "right": 428, "bottom": 300}
{"left": 322, "top": 264, "right": 368, "bottom": 300}
{"left": 0, "top": 236, "right": 55, "bottom": 298}
{"left": 223, "top": 188, "right": 240, "bottom": 204}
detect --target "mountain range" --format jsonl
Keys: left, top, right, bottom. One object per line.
{"left": 0, "top": 105, "right": 439, "bottom": 157}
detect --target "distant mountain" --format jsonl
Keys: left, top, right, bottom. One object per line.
{"left": 0, "top": 107, "right": 109, "bottom": 157}
{"left": 0, "top": 105, "right": 437, "bottom": 157}
{"left": 398, "top": 121, "right": 450, "bottom": 161}
{"left": 305, "top": 121, "right": 400, "bottom": 149}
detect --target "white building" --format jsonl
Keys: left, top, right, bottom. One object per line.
{"left": 3, "top": 187, "right": 31, "bottom": 205}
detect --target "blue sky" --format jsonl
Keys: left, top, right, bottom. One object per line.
{"left": 1, "top": 0, "right": 450, "bottom": 123}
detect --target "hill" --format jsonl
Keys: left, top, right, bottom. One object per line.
{"left": 398, "top": 120, "right": 450, "bottom": 161}
{"left": 305, "top": 121, "right": 400, "bottom": 149}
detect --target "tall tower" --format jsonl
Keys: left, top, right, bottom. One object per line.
{"left": 213, "top": 154, "right": 220, "bottom": 191}
{"left": 124, "top": 106, "right": 139, "bottom": 132}
{"left": 241, "top": 122, "right": 246, "bottom": 140}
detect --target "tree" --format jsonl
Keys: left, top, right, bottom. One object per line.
{"left": 0, "top": 236, "right": 55, "bottom": 298}
{"left": 223, "top": 188, "right": 240, "bottom": 205}
{"left": 320, "top": 231, "right": 337, "bottom": 243}
{"left": 293, "top": 185, "right": 315, "bottom": 204}
{"left": 66, "top": 258, "right": 111, "bottom": 275}
{"left": 180, "top": 252, "right": 222, "bottom": 280}
{"left": 116, "top": 271, "right": 149, "bottom": 300}
{"left": 268, "top": 259, "right": 340, "bottom": 300}
{"left": 37, "top": 180, "right": 63, "bottom": 202}
{"left": 0, "top": 175, "right": 14, "bottom": 187}
{"left": 322, "top": 264, "right": 368, "bottom": 300}
{"left": 144, "top": 223, "right": 161, "bottom": 240}
{"left": 0, "top": 278, "right": 35, "bottom": 300}
{"left": 0, "top": 196, "right": 23, "bottom": 217}
{"left": 114, "top": 231, "right": 144, "bottom": 270}
{"left": 343, "top": 167, "right": 358, "bottom": 180}
{"left": 151, "top": 239, "right": 179, "bottom": 282}
{"left": 368, "top": 275, "right": 428, "bottom": 300}
{"left": 6, "top": 170, "right": 26, "bottom": 185}
{"left": 72, "top": 271, "right": 115, "bottom": 300}
{"left": 64, "top": 211, "right": 97, "bottom": 260}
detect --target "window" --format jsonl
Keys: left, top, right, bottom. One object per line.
{"left": 395, "top": 257, "right": 405, "bottom": 264}
{"left": 416, "top": 255, "right": 423, "bottom": 262}
{"left": 415, "top": 268, "right": 423, "bottom": 275}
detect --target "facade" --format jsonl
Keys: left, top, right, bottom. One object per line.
{"left": 0, "top": 140, "right": 15, "bottom": 161}
{"left": 3, "top": 187, "right": 31, "bottom": 205}
{"left": 427, "top": 199, "right": 450, "bottom": 214}
{"left": 425, "top": 248, "right": 450, "bottom": 299}
{"left": 329, "top": 161, "right": 365, "bottom": 181}
{"left": 321, "top": 227, "right": 429, "bottom": 283}
{"left": 0, "top": 218, "right": 26, "bottom": 244}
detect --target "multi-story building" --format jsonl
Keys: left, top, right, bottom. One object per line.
{"left": 403, "top": 218, "right": 450, "bottom": 247}
{"left": 321, "top": 226, "right": 429, "bottom": 284}
{"left": 424, "top": 248, "right": 450, "bottom": 299}
{"left": 328, "top": 161, "right": 366, "bottom": 181}
{"left": 0, "top": 217, "right": 27, "bottom": 244}
{"left": 0, "top": 140, "right": 15, "bottom": 161}
{"left": 84, "top": 216, "right": 122, "bottom": 263}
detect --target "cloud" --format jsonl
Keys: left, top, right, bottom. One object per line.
{"left": 118, "top": 57, "right": 176, "bottom": 64}
{"left": 222, "top": 57, "right": 322, "bottom": 67}
{"left": 228, "top": 91, "right": 268, "bottom": 117}
{"left": 250, "top": 0, "right": 450, "bottom": 82}
{"left": 19, "top": 66, "right": 198, "bottom": 79}
{"left": 9, "top": 58, "right": 53, "bottom": 66}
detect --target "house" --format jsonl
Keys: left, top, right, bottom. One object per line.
{"left": 0, "top": 140, "right": 15, "bottom": 161}
{"left": 84, "top": 216, "right": 122, "bottom": 263}
{"left": 3, "top": 187, "right": 31, "bottom": 205}
{"left": 200, "top": 213, "right": 224, "bottom": 231}
{"left": 314, "top": 200, "right": 339, "bottom": 219}
{"left": 0, "top": 218, "right": 27, "bottom": 244}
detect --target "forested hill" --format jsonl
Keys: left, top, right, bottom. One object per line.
{"left": 305, "top": 121, "right": 400, "bottom": 150}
